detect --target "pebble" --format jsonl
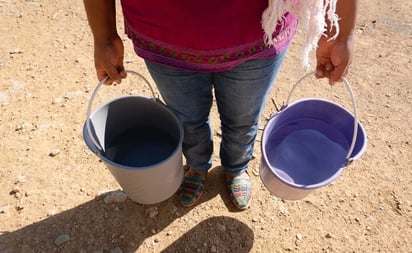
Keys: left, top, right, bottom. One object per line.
{"left": 103, "top": 191, "right": 128, "bottom": 204}
{"left": 9, "top": 186, "right": 20, "bottom": 196}
{"left": 216, "top": 223, "right": 226, "bottom": 231}
{"left": 325, "top": 232, "right": 333, "bottom": 238}
{"left": 49, "top": 148, "right": 61, "bottom": 157}
{"left": 145, "top": 207, "right": 159, "bottom": 218}
{"left": 47, "top": 209, "right": 57, "bottom": 216}
{"left": 210, "top": 245, "right": 217, "bottom": 252}
{"left": 54, "top": 234, "right": 70, "bottom": 246}
{"left": 296, "top": 233, "right": 303, "bottom": 240}
{"left": 0, "top": 205, "right": 10, "bottom": 214}
{"left": 15, "top": 122, "right": 34, "bottom": 131}
{"left": 52, "top": 97, "right": 66, "bottom": 105}
{"left": 252, "top": 168, "right": 259, "bottom": 176}
{"left": 169, "top": 204, "right": 178, "bottom": 214}
{"left": 14, "top": 175, "right": 27, "bottom": 184}
{"left": 9, "top": 48, "right": 23, "bottom": 54}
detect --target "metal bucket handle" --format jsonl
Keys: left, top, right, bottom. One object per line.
{"left": 85, "top": 70, "right": 158, "bottom": 153}
{"left": 283, "top": 71, "right": 359, "bottom": 162}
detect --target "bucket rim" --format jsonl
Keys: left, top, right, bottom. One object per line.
{"left": 82, "top": 118, "right": 184, "bottom": 171}
{"left": 88, "top": 94, "right": 157, "bottom": 119}
{"left": 268, "top": 97, "right": 368, "bottom": 160}
{"left": 261, "top": 99, "right": 367, "bottom": 190}
{"left": 280, "top": 97, "right": 352, "bottom": 115}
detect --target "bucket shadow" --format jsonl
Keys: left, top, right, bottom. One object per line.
{"left": 0, "top": 167, "right": 251, "bottom": 252}
{"left": 161, "top": 216, "right": 254, "bottom": 253}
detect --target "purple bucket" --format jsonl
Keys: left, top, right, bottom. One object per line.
{"left": 260, "top": 73, "right": 367, "bottom": 200}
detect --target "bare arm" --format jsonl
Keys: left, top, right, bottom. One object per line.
{"left": 83, "top": 0, "right": 126, "bottom": 84}
{"left": 316, "top": 0, "right": 358, "bottom": 85}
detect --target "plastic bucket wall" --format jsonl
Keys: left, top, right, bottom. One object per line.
{"left": 83, "top": 96, "right": 183, "bottom": 204}
{"left": 83, "top": 95, "right": 184, "bottom": 204}
{"left": 260, "top": 98, "right": 367, "bottom": 200}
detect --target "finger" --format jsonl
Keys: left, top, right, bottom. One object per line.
{"left": 329, "top": 64, "right": 347, "bottom": 85}
{"left": 316, "top": 64, "right": 333, "bottom": 79}
{"left": 315, "top": 56, "right": 334, "bottom": 78}
{"left": 96, "top": 69, "right": 113, "bottom": 85}
{"left": 117, "top": 65, "right": 127, "bottom": 80}
{"left": 105, "top": 67, "right": 123, "bottom": 84}
{"left": 315, "top": 66, "right": 325, "bottom": 79}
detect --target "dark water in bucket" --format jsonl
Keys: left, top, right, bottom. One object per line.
{"left": 105, "top": 126, "right": 177, "bottom": 167}
{"left": 266, "top": 119, "right": 349, "bottom": 186}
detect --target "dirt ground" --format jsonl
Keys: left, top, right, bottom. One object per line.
{"left": 0, "top": 0, "right": 411, "bottom": 252}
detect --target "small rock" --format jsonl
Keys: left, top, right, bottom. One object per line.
{"left": 52, "top": 97, "right": 66, "bottom": 105}
{"left": 97, "top": 189, "right": 112, "bottom": 196}
{"left": 47, "top": 209, "right": 57, "bottom": 216}
{"left": 9, "top": 48, "right": 23, "bottom": 54}
{"left": 216, "top": 223, "right": 226, "bottom": 231}
{"left": 0, "top": 205, "right": 11, "bottom": 214}
{"left": 169, "top": 204, "right": 178, "bottom": 214}
{"left": 14, "top": 175, "right": 27, "bottom": 184}
{"left": 210, "top": 245, "right": 217, "bottom": 252}
{"left": 325, "top": 232, "right": 333, "bottom": 238}
{"left": 15, "top": 122, "right": 34, "bottom": 131}
{"left": 54, "top": 234, "right": 70, "bottom": 246}
{"left": 49, "top": 148, "right": 61, "bottom": 157}
{"left": 103, "top": 190, "right": 127, "bottom": 204}
{"left": 296, "top": 233, "right": 303, "bottom": 240}
{"left": 252, "top": 168, "right": 259, "bottom": 177}
{"left": 145, "top": 207, "right": 159, "bottom": 218}
{"left": 9, "top": 187, "right": 20, "bottom": 196}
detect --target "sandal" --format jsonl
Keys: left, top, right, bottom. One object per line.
{"left": 180, "top": 168, "right": 207, "bottom": 207}
{"left": 226, "top": 172, "right": 252, "bottom": 210}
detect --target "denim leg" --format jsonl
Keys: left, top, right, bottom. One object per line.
{"left": 144, "top": 60, "right": 214, "bottom": 172}
{"left": 213, "top": 51, "right": 287, "bottom": 176}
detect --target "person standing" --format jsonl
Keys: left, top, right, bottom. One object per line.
{"left": 83, "top": 0, "right": 358, "bottom": 210}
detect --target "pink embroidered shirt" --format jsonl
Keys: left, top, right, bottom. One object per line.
{"left": 120, "top": 0, "right": 298, "bottom": 72}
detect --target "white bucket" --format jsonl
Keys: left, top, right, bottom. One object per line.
{"left": 83, "top": 71, "right": 184, "bottom": 204}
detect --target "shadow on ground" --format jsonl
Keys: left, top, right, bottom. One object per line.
{"left": 0, "top": 166, "right": 254, "bottom": 252}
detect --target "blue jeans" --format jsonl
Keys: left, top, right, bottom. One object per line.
{"left": 145, "top": 51, "right": 286, "bottom": 176}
